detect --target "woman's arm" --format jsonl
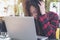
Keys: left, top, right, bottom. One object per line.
{"left": 39, "top": 12, "right": 59, "bottom": 37}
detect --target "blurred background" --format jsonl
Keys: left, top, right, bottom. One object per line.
{"left": 0, "top": 0, "right": 60, "bottom": 17}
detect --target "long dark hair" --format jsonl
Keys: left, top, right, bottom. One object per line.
{"left": 26, "top": 0, "right": 42, "bottom": 16}
{"left": 26, "top": 0, "right": 44, "bottom": 35}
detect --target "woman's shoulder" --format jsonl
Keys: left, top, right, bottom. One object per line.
{"left": 47, "top": 11, "right": 58, "bottom": 17}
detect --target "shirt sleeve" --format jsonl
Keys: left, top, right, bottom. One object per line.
{"left": 39, "top": 12, "right": 59, "bottom": 37}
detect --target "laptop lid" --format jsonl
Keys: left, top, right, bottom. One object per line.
{"left": 3, "top": 17, "right": 37, "bottom": 40}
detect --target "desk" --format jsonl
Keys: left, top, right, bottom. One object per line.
{"left": 0, "top": 35, "right": 59, "bottom": 40}
{"left": 37, "top": 36, "right": 48, "bottom": 40}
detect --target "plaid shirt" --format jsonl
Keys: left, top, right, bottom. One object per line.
{"left": 37, "top": 12, "right": 59, "bottom": 39}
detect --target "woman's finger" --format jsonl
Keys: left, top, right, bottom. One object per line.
{"left": 39, "top": 1, "right": 41, "bottom": 4}
{"left": 38, "top": 4, "right": 40, "bottom": 7}
{"left": 38, "top": 1, "right": 41, "bottom": 5}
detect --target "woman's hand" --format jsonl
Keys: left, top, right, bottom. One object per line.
{"left": 38, "top": 1, "right": 46, "bottom": 15}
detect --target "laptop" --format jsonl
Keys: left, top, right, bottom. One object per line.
{"left": 3, "top": 17, "right": 37, "bottom": 40}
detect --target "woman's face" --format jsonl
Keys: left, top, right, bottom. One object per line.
{"left": 30, "top": 5, "right": 38, "bottom": 19}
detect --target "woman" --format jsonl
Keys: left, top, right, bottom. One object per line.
{"left": 26, "top": 0, "right": 59, "bottom": 39}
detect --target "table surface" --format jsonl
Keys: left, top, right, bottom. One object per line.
{"left": 0, "top": 35, "right": 59, "bottom": 40}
